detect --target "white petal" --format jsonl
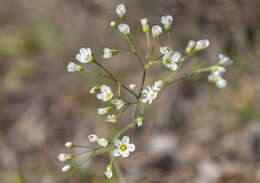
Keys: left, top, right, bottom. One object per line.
{"left": 122, "top": 136, "right": 130, "bottom": 144}
{"left": 127, "top": 144, "right": 135, "bottom": 152}
{"left": 114, "top": 139, "right": 121, "bottom": 147}
{"left": 112, "top": 148, "right": 121, "bottom": 157}
{"left": 121, "top": 150, "right": 130, "bottom": 157}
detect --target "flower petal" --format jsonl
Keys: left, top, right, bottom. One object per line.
{"left": 112, "top": 148, "right": 121, "bottom": 157}
{"left": 122, "top": 136, "right": 130, "bottom": 144}
{"left": 127, "top": 144, "right": 135, "bottom": 152}
{"left": 121, "top": 150, "right": 130, "bottom": 158}
{"left": 114, "top": 139, "right": 121, "bottom": 147}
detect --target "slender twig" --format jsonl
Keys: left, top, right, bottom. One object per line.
{"left": 125, "top": 36, "right": 145, "bottom": 68}
{"left": 94, "top": 60, "right": 138, "bottom": 98}
{"left": 164, "top": 66, "right": 214, "bottom": 86}
{"left": 113, "top": 161, "right": 127, "bottom": 183}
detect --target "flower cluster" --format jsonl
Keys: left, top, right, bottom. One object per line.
{"left": 60, "top": 3, "right": 233, "bottom": 181}
{"left": 207, "top": 54, "right": 233, "bottom": 88}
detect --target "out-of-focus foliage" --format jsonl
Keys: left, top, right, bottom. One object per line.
{"left": 0, "top": 0, "right": 260, "bottom": 183}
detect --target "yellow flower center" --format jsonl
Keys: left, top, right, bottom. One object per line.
{"left": 165, "top": 58, "right": 170, "bottom": 64}
{"left": 106, "top": 93, "right": 112, "bottom": 100}
{"left": 120, "top": 144, "right": 127, "bottom": 151}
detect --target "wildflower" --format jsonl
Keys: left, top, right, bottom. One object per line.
{"left": 113, "top": 136, "right": 135, "bottom": 158}
{"left": 111, "top": 99, "right": 125, "bottom": 110}
{"left": 141, "top": 18, "right": 149, "bottom": 32}
{"left": 116, "top": 4, "right": 126, "bottom": 19}
{"left": 136, "top": 116, "right": 143, "bottom": 127}
{"left": 208, "top": 66, "right": 227, "bottom": 88}
{"left": 96, "top": 85, "right": 113, "bottom": 102}
{"left": 105, "top": 114, "right": 117, "bottom": 123}
{"left": 103, "top": 48, "right": 118, "bottom": 59}
{"left": 129, "top": 84, "right": 138, "bottom": 91}
{"left": 161, "top": 15, "right": 173, "bottom": 30}
{"left": 195, "top": 39, "right": 210, "bottom": 51}
{"left": 97, "top": 107, "right": 112, "bottom": 115}
{"left": 67, "top": 62, "right": 84, "bottom": 72}
{"left": 216, "top": 78, "right": 227, "bottom": 88}
{"left": 118, "top": 23, "right": 130, "bottom": 35}
{"left": 160, "top": 46, "right": 168, "bottom": 54}
{"left": 141, "top": 86, "right": 158, "bottom": 104}
{"left": 65, "top": 141, "right": 74, "bottom": 148}
{"left": 153, "top": 80, "right": 164, "bottom": 92}
{"left": 218, "top": 54, "right": 233, "bottom": 66}
{"left": 185, "top": 40, "right": 196, "bottom": 54}
{"left": 110, "top": 21, "right": 117, "bottom": 28}
{"left": 152, "top": 25, "right": 163, "bottom": 38}
{"left": 89, "top": 85, "right": 99, "bottom": 94}
{"left": 97, "top": 138, "right": 109, "bottom": 147}
{"left": 75, "top": 48, "right": 94, "bottom": 63}
{"left": 88, "top": 134, "right": 98, "bottom": 143}
{"left": 58, "top": 153, "right": 74, "bottom": 162}
{"left": 104, "top": 165, "right": 113, "bottom": 179}
{"left": 62, "top": 165, "right": 73, "bottom": 172}
{"left": 162, "top": 50, "right": 181, "bottom": 71}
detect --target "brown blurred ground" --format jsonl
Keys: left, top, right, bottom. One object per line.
{"left": 0, "top": 0, "right": 260, "bottom": 183}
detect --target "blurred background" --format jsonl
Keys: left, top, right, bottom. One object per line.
{"left": 1, "top": 0, "right": 260, "bottom": 183}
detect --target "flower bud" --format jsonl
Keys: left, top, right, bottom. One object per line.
{"left": 110, "top": 21, "right": 117, "bottom": 28}
{"left": 65, "top": 141, "right": 74, "bottom": 148}
{"left": 62, "top": 165, "right": 73, "bottom": 172}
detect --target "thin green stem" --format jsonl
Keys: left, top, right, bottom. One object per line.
{"left": 138, "top": 70, "right": 146, "bottom": 98}
{"left": 164, "top": 66, "right": 214, "bottom": 86}
{"left": 125, "top": 36, "right": 145, "bottom": 68}
{"left": 145, "top": 32, "right": 150, "bottom": 48}
{"left": 113, "top": 161, "right": 127, "bottom": 183}
{"left": 167, "top": 31, "right": 172, "bottom": 49}
{"left": 94, "top": 60, "right": 138, "bottom": 98}
{"left": 83, "top": 68, "right": 110, "bottom": 79}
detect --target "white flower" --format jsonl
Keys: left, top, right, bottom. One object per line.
{"left": 88, "top": 134, "right": 98, "bottom": 143}
{"left": 136, "top": 116, "right": 143, "bottom": 127}
{"left": 140, "top": 18, "right": 149, "bottom": 32}
{"left": 89, "top": 85, "right": 99, "bottom": 94}
{"left": 195, "top": 39, "right": 210, "bottom": 50}
{"left": 153, "top": 80, "right": 164, "bottom": 92}
{"left": 58, "top": 153, "right": 74, "bottom": 162}
{"left": 129, "top": 84, "right": 138, "bottom": 91}
{"left": 160, "top": 46, "right": 168, "bottom": 54}
{"left": 116, "top": 4, "right": 126, "bottom": 18}
{"left": 75, "top": 48, "right": 93, "bottom": 63}
{"left": 96, "top": 85, "right": 113, "bottom": 102}
{"left": 110, "top": 21, "right": 117, "bottom": 28}
{"left": 162, "top": 50, "right": 181, "bottom": 71}
{"left": 118, "top": 23, "right": 130, "bottom": 35}
{"left": 104, "top": 165, "right": 113, "bottom": 179}
{"left": 208, "top": 67, "right": 227, "bottom": 89}
{"left": 113, "top": 136, "right": 135, "bottom": 158}
{"left": 97, "top": 107, "right": 111, "bottom": 115}
{"left": 218, "top": 54, "right": 233, "bottom": 66}
{"left": 140, "top": 18, "right": 148, "bottom": 26}
{"left": 161, "top": 15, "right": 173, "bottom": 30}
{"left": 216, "top": 78, "right": 227, "bottom": 88}
{"left": 67, "top": 62, "right": 83, "bottom": 72}
{"left": 103, "top": 48, "right": 117, "bottom": 59}
{"left": 185, "top": 40, "right": 196, "bottom": 54}
{"left": 111, "top": 99, "right": 125, "bottom": 110}
{"left": 97, "top": 138, "right": 109, "bottom": 147}
{"left": 188, "top": 40, "right": 196, "bottom": 48}
{"left": 152, "top": 25, "right": 163, "bottom": 38}
{"left": 62, "top": 165, "right": 73, "bottom": 172}
{"left": 141, "top": 86, "right": 158, "bottom": 104}
{"left": 103, "top": 48, "right": 112, "bottom": 59}
{"left": 105, "top": 114, "right": 117, "bottom": 123}
{"left": 65, "top": 141, "right": 74, "bottom": 148}
{"left": 213, "top": 66, "right": 226, "bottom": 76}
